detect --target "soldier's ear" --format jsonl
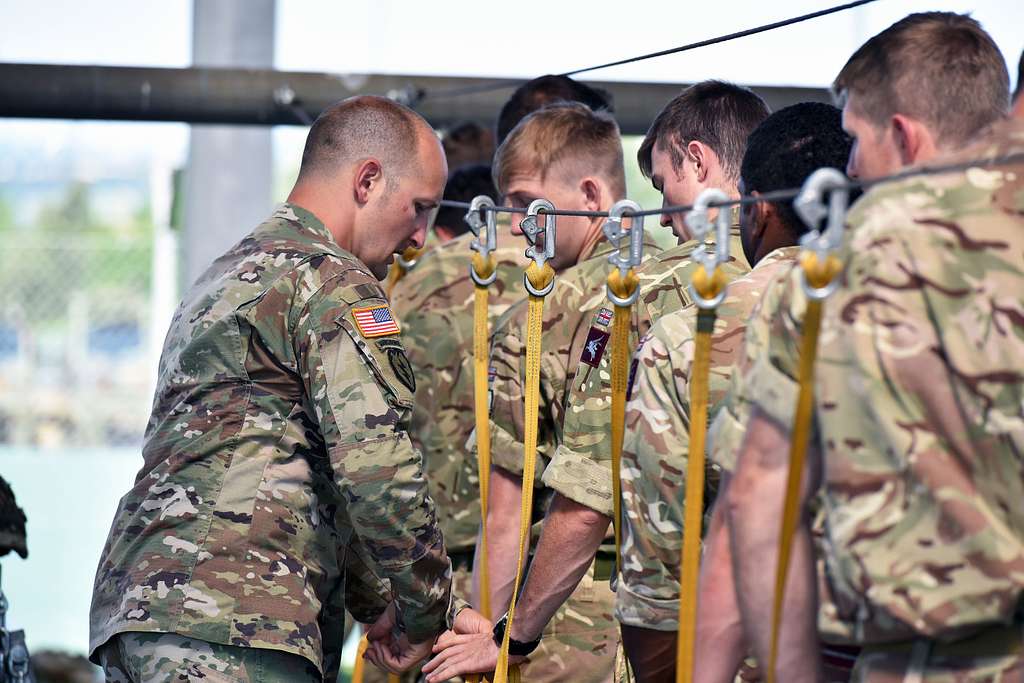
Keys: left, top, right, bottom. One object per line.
{"left": 750, "top": 192, "right": 771, "bottom": 241}
{"left": 353, "top": 158, "right": 384, "bottom": 205}
{"left": 579, "top": 177, "right": 603, "bottom": 212}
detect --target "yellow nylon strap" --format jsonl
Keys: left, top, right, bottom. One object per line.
{"left": 472, "top": 251, "right": 498, "bottom": 621}
{"left": 606, "top": 267, "right": 640, "bottom": 567}
{"left": 676, "top": 264, "right": 727, "bottom": 683}
{"left": 351, "top": 635, "right": 369, "bottom": 683}
{"left": 766, "top": 251, "right": 842, "bottom": 683}
{"left": 494, "top": 261, "right": 556, "bottom": 683}
{"left": 384, "top": 246, "right": 424, "bottom": 297}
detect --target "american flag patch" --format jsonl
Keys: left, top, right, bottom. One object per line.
{"left": 594, "top": 308, "right": 613, "bottom": 327}
{"left": 352, "top": 304, "right": 401, "bottom": 338}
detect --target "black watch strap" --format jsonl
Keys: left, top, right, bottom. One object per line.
{"left": 491, "top": 612, "right": 542, "bottom": 657}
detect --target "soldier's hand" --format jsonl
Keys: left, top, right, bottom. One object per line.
{"left": 422, "top": 630, "right": 524, "bottom": 682}
{"left": 365, "top": 631, "right": 436, "bottom": 674}
{"left": 365, "top": 601, "right": 398, "bottom": 643}
{"left": 453, "top": 607, "right": 491, "bottom": 635}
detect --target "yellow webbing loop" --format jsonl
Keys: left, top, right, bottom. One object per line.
{"left": 350, "top": 634, "right": 401, "bottom": 683}
{"left": 472, "top": 251, "right": 498, "bottom": 622}
{"left": 384, "top": 246, "right": 424, "bottom": 297}
{"left": 606, "top": 267, "right": 641, "bottom": 567}
{"left": 676, "top": 264, "right": 728, "bottom": 683}
{"left": 766, "top": 250, "right": 842, "bottom": 683}
{"left": 494, "top": 260, "right": 556, "bottom": 683}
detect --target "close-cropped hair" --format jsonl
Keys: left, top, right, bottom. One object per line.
{"left": 638, "top": 80, "right": 770, "bottom": 183}
{"left": 496, "top": 75, "right": 614, "bottom": 146}
{"left": 741, "top": 102, "right": 854, "bottom": 236}
{"left": 434, "top": 164, "right": 497, "bottom": 238}
{"left": 832, "top": 12, "right": 1009, "bottom": 147}
{"left": 1015, "top": 49, "right": 1024, "bottom": 102}
{"left": 296, "top": 95, "right": 421, "bottom": 182}
{"left": 494, "top": 102, "right": 626, "bottom": 199}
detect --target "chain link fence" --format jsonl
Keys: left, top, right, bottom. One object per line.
{"left": 0, "top": 236, "right": 157, "bottom": 447}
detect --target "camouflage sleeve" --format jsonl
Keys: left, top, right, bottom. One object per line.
{"left": 296, "top": 269, "right": 451, "bottom": 643}
{"left": 343, "top": 537, "right": 393, "bottom": 624}
{"left": 542, "top": 307, "right": 621, "bottom": 517}
{"left": 615, "top": 328, "right": 693, "bottom": 630}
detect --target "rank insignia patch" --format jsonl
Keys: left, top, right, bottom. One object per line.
{"left": 580, "top": 327, "right": 611, "bottom": 368}
{"left": 594, "top": 308, "right": 613, "bottom": 327}
{"left": 352, "top": 304, "right": 400, "bottom": 338}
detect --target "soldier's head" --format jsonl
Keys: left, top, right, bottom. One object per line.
{"left": 494, "top": 102, "right": 625, "bottom": 272}
{"left": 834, "top": 12, "right": 1009, "bottom": 180}
{"left": 433, "top": 164, "right": 498, "bottom": 243}
{"left": 639, "top": 80, "right": 770, "bottom": 242}
{"left": 290, "top": 95, "right": 447, "bottom": 279}
{"left": 441, "top": 121, "right": 495, "bottom": 169}
{"left": 496, "top": 75, "right": 614, "bottom": 147}
{"left": 1013, "top": 49, "right": 1024, "bottom": 120}
{"left": 738, "top": 102, "right": 853, "bottom": 267}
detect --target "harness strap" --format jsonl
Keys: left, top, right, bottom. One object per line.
{"left": 494, "top": 260, "right": 556, "bottom": 683}
{"left": 607, "top": 267, "right": 640, "bottom": 569}
{"left": 676, "top": 264, "right": 728, "bottom": 683}
{"left": 472, "top": 251, "right": 498, "bottom": 622}
{"left": 766, "top": 250, "right": 842, "bottom": 683}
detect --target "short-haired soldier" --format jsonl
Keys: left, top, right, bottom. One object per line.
{"left": 89, "top": 96, "right": 463, "bottom": 682}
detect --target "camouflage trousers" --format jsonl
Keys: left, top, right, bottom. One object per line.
{"left": 362, "top": 560, "right": 622, "bottom": 683}
{"left": 851, "top": 638, "right": 1024, "bottom": 683}
{"left": 96, "top": 631, "right": 323, "bottom": 683}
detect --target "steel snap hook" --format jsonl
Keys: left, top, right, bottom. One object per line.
{"left": 467, "top": 195, "right": 499, "bottom": 286}
{"left": 794, "top": 167, "right": 850, "bottom": 300}
{"left": 687, "top": 188, "right": 732, "bottom": 309}
{"left": 604, "top": 199, "right": 645, "bottom": 307}
{"left": 522, "top": 199, "right": 556, "bottom": 297}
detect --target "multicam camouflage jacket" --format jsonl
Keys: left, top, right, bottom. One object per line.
{"left": 89, "top": 204, "right": 451, "bottom": 675}
{"left": 544, "top": 224, "right": 750, "bottom": 518}
{"left": 718, "top": 118, "right": 1024, "bottom": 644}
{"left": 614, "top": 247, "right": 798, "bottom": 629}
{"left": 390, "top": 224, "right": 529, "bottom": 552}
{"left": 487, "top": 233, "right": 661, "bottom": 480}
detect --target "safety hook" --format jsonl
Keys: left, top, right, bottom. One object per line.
{"left": 793, "top": 167, "right": 850, "bottom": 300}
{"left": 521, "top": 199, "right": 557, "bottom": 297}
{"left": 604, "top": 199, "right": 645, "bottom": 307}
{"left": 467, "top": 194, "right": 499, "bottom": 286}
{"left": 686, "top": 188, "right": 732, "bottom": 309}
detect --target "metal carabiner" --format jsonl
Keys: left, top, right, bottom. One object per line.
{"left": 603, "top": 199, "right": 645, "bottom": 307}
{"left": 521, "top": 199, "right": 557, "bottom": 297}
{"left": 466, "top": 194, "right": 499, "bottom": 286}
{"left": 686, "top": 188, "right": 732, "bottom": 309}
{"left": 793, "top": 167, "right": 850, "bottom": 301}
{"left": 395, "top": 250, "right": 420, "bottom": 271}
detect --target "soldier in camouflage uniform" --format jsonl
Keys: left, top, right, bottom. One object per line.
{"left": 481, "top": 82, "right": 769, "bottom": 683}
{"left": 89, "top": 97, "right": 459, "bottom": 683}
{"left": 422, "top": 102, "right": 643, "bottom": 683}
{"left": 719, "top": 117, "right": 1023, "bottom": 682}
{"left": 611, "top": 103, "right": 853, "bottom": 682}
{"left": 697, "top": 15, "right": 1011, "bottom": 682}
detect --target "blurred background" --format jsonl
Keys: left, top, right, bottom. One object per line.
{"left": 0, "top": 0, "right": 1021, "bottom": 679}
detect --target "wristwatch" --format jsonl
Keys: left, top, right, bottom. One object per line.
{"left": 491, "top": 611, "right": 542, "bottom": 657}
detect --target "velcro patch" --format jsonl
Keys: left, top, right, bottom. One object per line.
{"left": 387, "top": 347, "right": 416, "bottom": 393}
{"left": 594, "top": 308, "right": 613, "bottom": 327}
{"left": 579, "top": 327, "right": 611, "bottom": 368}
{"left": 352, "top": 304, "right": 400, "bottom": 338}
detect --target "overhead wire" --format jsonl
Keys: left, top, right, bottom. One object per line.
{"left": 440, "top": 151, "right": 1024, "bottom": 220}
{"left": 417, "top": 0, "right": 881, "bottom": 102}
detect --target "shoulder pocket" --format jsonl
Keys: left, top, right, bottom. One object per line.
{"left": 337, "top": 303, "right": 416, "bottom": 410}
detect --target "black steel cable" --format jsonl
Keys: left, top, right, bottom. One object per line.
{"left": 420, "top": 0, "right": 880, "bottom": 102}
{"left": 442, "top": 151, "right": 1024, "bottom": 219}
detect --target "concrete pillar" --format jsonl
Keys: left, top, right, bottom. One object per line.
{"left": 182, "top": 0, "right": 276, "bottom": 288}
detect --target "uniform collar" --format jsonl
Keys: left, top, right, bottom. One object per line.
{"left": 275, "top": 202, "right": 338, "bottom": 247}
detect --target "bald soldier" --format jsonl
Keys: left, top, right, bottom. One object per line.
{"left": 703, "top": 13, "right": 1015, "bottom": 681}
{"left": 422, "top": 83, "right": 767, "bottom": 682}
{"left": 615, "top": 103, "right": 853, "bottom": 682}
{"left": 89, "top": 96, "right": 465, "bottom": 683}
